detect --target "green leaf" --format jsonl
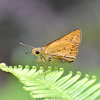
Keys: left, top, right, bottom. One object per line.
{"left": 0, "top": 63, "right": 100, "bottom": 100}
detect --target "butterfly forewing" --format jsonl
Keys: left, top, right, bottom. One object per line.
{"left": 45, "top": 29, "right": 81, "bottom": 48}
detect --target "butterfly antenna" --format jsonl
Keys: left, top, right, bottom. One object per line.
{"left": 20, "top": 42, "right": 34, "bottom": 48}
{"left": 24, "top": 51, "right": 31, "bottom": 55}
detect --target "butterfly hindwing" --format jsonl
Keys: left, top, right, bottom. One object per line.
{"left": 49, "top": 41, "right": 77, "bottom": 62}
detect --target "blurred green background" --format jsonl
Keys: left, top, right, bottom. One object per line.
{"left": 0, "top": 0, "right": 100, "bottom": 100}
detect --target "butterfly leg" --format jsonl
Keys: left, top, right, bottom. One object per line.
{"left": 36, "top": 59, "right": 43, "bottom": 74}
{"left": 42, "top": 59, "right": 46, "bottom": 71}
{"left": 36, "top": 61, "right": 39, "bottom": 70}
{"left": 53, "top": 60, "right": 60, "bottom": 71}
{"left": 50, "top": 61, "right": 53, "bottom": 71}
{"left": 36, "top": 61, "right": 40, "bottom": 74}
{"left": 41, "top": 59, "right": 46, "bottom": 80}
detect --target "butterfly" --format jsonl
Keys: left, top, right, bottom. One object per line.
{"left": 32, "top": 29, "right": 81, "bottom": 63}
{"left": 20, "top": 29, "right": 81, "bottom": 70}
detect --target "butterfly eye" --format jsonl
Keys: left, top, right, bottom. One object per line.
{"left": 35, "top": 50, "right": 40, "bottom": 54}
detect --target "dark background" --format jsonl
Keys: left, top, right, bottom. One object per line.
{"left": 0, "top": 0, "right": 100, "bottom": 100}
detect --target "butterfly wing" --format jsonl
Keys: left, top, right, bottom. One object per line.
{"left": 47, "top": 40, "right": 78, "bottom": 62}
{"left": 44, "top": 29, "right": 81, "bottom": 62}
{"left": 45, "top": 29, "right": 81, "bottom": 48}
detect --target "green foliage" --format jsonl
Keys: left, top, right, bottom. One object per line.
{"left": 0, "top": 63, "right": 100, "bottom": 100}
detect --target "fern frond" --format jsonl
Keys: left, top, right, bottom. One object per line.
{"left": 0, "top": 63, "right": 100, "bottom": 100}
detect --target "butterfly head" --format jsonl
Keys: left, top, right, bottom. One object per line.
{"left": 32, "top": 48, "right": 42, "bottom": 57}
